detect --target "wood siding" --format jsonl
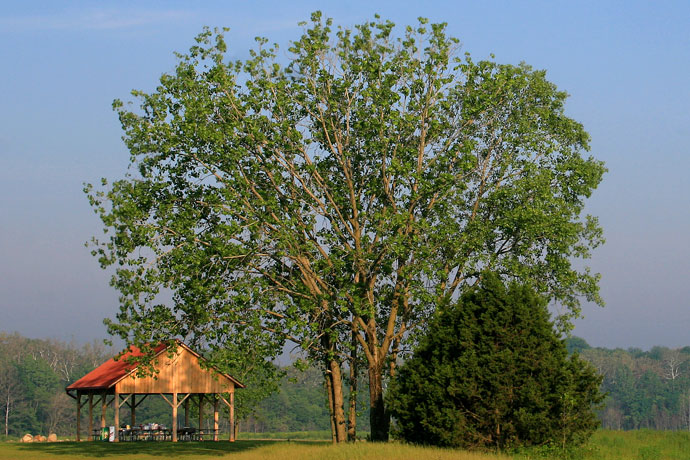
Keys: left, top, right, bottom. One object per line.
{"left": 115, "top": 348, "right": 235, "bottom": 394}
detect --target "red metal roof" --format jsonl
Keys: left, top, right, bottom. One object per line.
{"left": 66, "top": 343, "right": 168, "bottom": 390}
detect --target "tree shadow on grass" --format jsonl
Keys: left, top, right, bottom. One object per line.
{"left": 14, "top": 439, "right": 315, "bottom": 457}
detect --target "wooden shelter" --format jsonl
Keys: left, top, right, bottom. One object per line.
{"left": 65, "top": 340, "right": 244, "bottom": 442}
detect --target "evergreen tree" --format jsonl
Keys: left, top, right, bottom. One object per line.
{"left": 388, "top": 273, "right": 603, "bottom": 449}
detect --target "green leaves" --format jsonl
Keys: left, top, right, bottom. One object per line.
{"left": 87, "top": 12, "right": 605, "bottom": 432}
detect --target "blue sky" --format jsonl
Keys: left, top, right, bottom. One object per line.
{"left": 1, "top": 1, "right": 688, "bottom": 349}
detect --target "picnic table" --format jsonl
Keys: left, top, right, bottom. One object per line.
{"left": 177, "top": 427, "right": 219, "bottom": 441}
{"left": 91, "top": 426, "right": 218, "bottom": 441}
{"left": 123, "top": 427, "right": 172, "bottom": 441}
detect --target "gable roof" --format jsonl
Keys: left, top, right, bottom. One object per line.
{"left": 66, "top": 340, "right": 244, "bottom": 391}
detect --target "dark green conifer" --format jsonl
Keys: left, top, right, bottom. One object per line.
{"left": 388, "top": 273, "right": 603, "bottom": 449}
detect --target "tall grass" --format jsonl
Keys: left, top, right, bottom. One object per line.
{"left": 513, "top": 430, "right": 690, "bottom": 460}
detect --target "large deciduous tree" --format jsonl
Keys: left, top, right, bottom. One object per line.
{"left": 87, "top": 12, "right": 605, "bottom": 441}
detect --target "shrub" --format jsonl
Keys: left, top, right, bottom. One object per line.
{"left": 388, "top": 273, "right": 603, "bottom": 449}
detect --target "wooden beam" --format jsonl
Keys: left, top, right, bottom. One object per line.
{"left": 113, "top": 391, "right": 119, "bottom": 442}
{"left": 184, "top": 397, "right": 189, "bottom": 427}
{"left": 118, "top": 394, "right": 132, "bottom": 409}
{"left": 218, "top": 395, "right": 231, "bottom": 408}
{"left": 88, "top": 394, "right": 93, "bottom": 442}
{"left": 160, "top": 393, "right": 173, "bottom": 407}
{"left": 100, "top": 391, "right": 107, "bottom": 430}
{"left": 131, "top": 395, "right": 136, "bottom": 426}
{"left": 229, "top": 392, "right": 235, "bottom": 442}
{"left": 76, "top": 391, "right": 81, "bottom": 442}
{"left": 213, "top": 397, "right": 219, "bottom": 442}
{"left": 172, "top": 393, "right": 178, "bottom": 443}
{"left": 177, "top": 393, "right": 191, "bottom": 408}
{"left": 133, "top": 394, "right": 148, "bottom": 409}
{"left": 199, "top": 395, "right": 204, "bottom": 434}
{"left": 160, "top": 393, "right": 191, "bottom": 408}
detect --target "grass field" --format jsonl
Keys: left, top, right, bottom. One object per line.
{"left": 511, "top": 430, "right": 690, "bottom": 460}
{"left": 0, "top": 430, "right": 689, "bottom": 460}
{"left": 0, "top": 439, "right": 510, "bottom": 460}
{"left": 236, "top": 430, "right": 333, "bottom": 440}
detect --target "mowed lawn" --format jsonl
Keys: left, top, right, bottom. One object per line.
{"left": 2, "top": 430, "right": 690, "bottom": 460}
{"left": 0, "top": 439, "right": 510, "bottom": 460}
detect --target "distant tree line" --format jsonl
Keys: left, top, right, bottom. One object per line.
{"left": 0, "top": 332, "right": 112, "bottom": 437}
{"left": 567, "top": 337, "right": 690, "bottom": 430}
{"left": 4, "top": 329, "right": 690, "bottom": 438}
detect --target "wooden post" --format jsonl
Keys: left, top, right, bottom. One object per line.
{"left": 184, "top": 397, "right": 189, "bottom": 427}
{"left": 198, "top": 395, "right": 204, "bottom": 436}
{"left": 229, "top": 392, "right": 235, "bottom": 442}
{"left": 88, "top": 394, "right": 93, "bottom": 441}
{"left": 213, "top": 397, "right": 219, "bottom": 442}
{"left": 113, "top": 391, "right": 119, "bottom": 442}
{"left": 101, "top": 391, "right": 107, "bottom": 430}
{"left": 131, "top": 395, "right": 136, "bottom": 426}
{"left": 76, "top": 391, "right": 81, "bottom": 442}
{"left": 172, "top": 393, "right": 178, "bottom": 443}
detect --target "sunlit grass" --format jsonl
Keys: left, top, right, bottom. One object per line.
{"left": 1, "top": 430, "right": 689, "bottom": 460}
{"left": 0, "top": 439, "right": 509, "bottom": 460}
{"left": 237, "top": 430, "right": 332, "bottom": 440}
{"left": 513, "top": 430, "right": 690, "bottom": 460}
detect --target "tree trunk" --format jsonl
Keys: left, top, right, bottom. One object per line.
{"left": 4, "top": 394, "right": 9, "bottom": 437}
{"left": 364, "top": 317, "right": 391, "bottom": 442}
{"left": 368, "top": 362, "right": 390, "bottom": 442}
{"left": 321, "top": 323, "right": 347, "bottom": 443}
{"left": 325, "top": 375, "right": 337, "bottom": 443}
{"left": 347, "top": 328, "right": 358, "bottom": 442}
{"left": 327, "top": 359, "right": 347, "bottom": 442}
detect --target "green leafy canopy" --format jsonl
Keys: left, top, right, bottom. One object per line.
{"left": 85, "top": 11, "right": 605, "bottom": 427}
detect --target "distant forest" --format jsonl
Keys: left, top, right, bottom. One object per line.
{"left": 567, "top": 337, "right": 690, "bottom": 430}
{"left": 1, "top": 332, "right": 689, "bottom": 437}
